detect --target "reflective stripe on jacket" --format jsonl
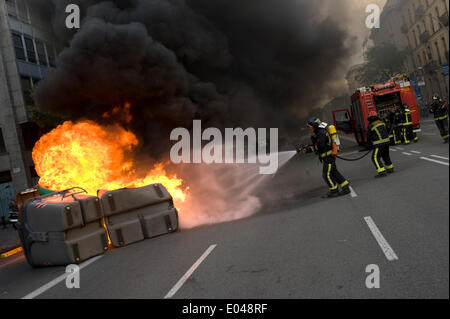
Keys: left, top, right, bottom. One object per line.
{"left": 368, "top": 120, "right": 390, "bottom": 146}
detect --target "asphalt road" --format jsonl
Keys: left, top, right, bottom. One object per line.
{"left": 0, "top": 121, "right": 448, "bottom": 299}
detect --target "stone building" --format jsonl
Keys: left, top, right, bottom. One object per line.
{"left": 0, "top": 0, "right": 59, "bottom": 217}
{"left": 400, "top": 0, "right": 449, "bottom": 103}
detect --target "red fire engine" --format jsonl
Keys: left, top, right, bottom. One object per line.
{"left": 332, "top": 76, "right": 421, "bottom": 146}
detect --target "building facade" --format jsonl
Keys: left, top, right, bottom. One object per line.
{"left": 0, "top": 0, "right": 58, "bottom": 217}
{"left": 368, "top": 0, "right": 449, "bottom": 106}
{"left": 400, "top": 0, "right": 449, "bottom": 103}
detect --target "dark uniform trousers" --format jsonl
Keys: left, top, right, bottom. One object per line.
{"left": 393, "top": 126, "right": 402, "bottom": 145}
{"left": 372, "top": 144, "right": 393, "bottom": 174}
{"left": 435, "top": 117, "right": 449, "bottom": 141}
{"left": 322, "top": 156, "right": 349, "bottom": 191}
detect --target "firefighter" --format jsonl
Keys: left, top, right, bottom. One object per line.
{"left": 368, "top": 111, "right": 394, "bottom": 177}
{"left": 429, "top": 94, "right": 449, "bottom": 143}
{"left": 387, "top": 105, "right": 402, "bottom": 145}
{"left": 401, "top": 104, "right": 417, "bottom": 144}
{"left": 302, "top": 118, "right": 351, "bottom": 198}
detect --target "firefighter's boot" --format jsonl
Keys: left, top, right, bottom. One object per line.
{"left": 387, "top": 168, "right": 395, "bottom": 174}
{"left": 375, "top": 171, "right": 388, "bottom": 178}
{"left": 321, "top": 189, "right": 340, "bottom": 199}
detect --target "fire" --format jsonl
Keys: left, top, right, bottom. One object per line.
{"left": 32, "top": 120, "right": 187, "bottom": 204}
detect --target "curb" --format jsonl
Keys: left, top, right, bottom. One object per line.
{"left": 0, "top": 242, "right": 22, "bottom": 258}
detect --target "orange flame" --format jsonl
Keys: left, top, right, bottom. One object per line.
{"left": 32, "top": 120, "right": 187, "bottom": 204}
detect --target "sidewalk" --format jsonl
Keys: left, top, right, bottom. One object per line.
{"left": 0, "top": 226, "right": 21, "bottom": 255}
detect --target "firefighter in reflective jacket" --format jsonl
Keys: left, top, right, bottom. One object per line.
{"left": 429, "top": 95, "right": 449, "bottom": 143}
{"left": 303, "top": 118, "right": 351, "bottom": 198}
{"left": 401, "top": 104, "right": 418, "bottom": 144}
{"left": 387, "top": 105, "right": 403, "bottom": 145}
{"left": 368, "top": 111, "right": 394, "bottom": 178}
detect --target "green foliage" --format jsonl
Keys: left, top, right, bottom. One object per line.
{"left": 25, "top": 86, "right": 69, "bottom": 128}
{"left": 358, "top": 43, "right": 407, "bottom": 86}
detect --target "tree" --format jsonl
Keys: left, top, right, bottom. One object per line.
{"left": 26, "top": 86, "right": 69, "bottom": 129}
{"left": 358, "top": 43, "right": 406, "bottom": 86}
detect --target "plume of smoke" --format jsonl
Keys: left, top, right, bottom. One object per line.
{"left": 32, "top": 0, "right": 358, "bottom": 227}
{"left": 34, "top": 0, "right": 355, "bottom": 158}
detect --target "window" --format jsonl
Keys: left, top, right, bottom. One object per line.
{"left": 20, "top": 122, "right": 40, "bottom": 151}
{"left": 12, "top": 33, "right": 25, "bottom": 60}
{"left": 20, "top": 76, "right": 33, "bottom": 106}
{"left": 5, "top": 0, "right": 17, "bottom": 17}
{"left": 435, "top": 42, "right": 443, "bottom": 65}
{"left": 0, "top": 171, "right": 12, "bottom": 184}
{"left": 35, "top": 40, "right": 47, "bottom": 66}
{"left": 24, "top": 37, "right": 36, "bottom": 63}
{"left": 0, "top": 128, "right": 6, "bottom": 154}
{"left": 46, "top": 44, "right": 56, "bottom": 67}
{"left": 412, "top": 30, "right": 418, "bottom": 47}
{"left": 443, "top": 37, "right": 448, "bottom": 63}
{"left": 430, "top": 14, "right": 436, "bottom": 33}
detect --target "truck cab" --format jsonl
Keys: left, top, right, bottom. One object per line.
{"left": 333, "top": 76, "right": 421, "bottom": 146}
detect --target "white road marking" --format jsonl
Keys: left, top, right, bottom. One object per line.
{"left": 430, "top": 155, "right": 449, "bottom": 161}
{"left": 22, "top": 255, "right": 103, "bottom": 299}
{"left": 395, "top": 147, "right": 404, "bottom": 150}
{"left": 420, "top": 157, "right": 449, "bottom": 166}
{"left": 165, "top": 244, "right": 217, "bottom": 299}
{"left": 402, "top": 152, "right": 413, "bottom": 156}
{"left": 390, "top": 149, "right": 397, "bottom": 152}
{"left": 349, "top": 186, "right": 357, "bottom": 198}
{"left": 364, "top": 217, "right": 399, "bottom": 262}
{"left": 410, "top": 151, "right": 421, "bottom": 154}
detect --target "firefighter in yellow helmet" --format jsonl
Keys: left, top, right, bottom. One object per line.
{"left": 368, "top": 111, "right": 394, "bottom": 178}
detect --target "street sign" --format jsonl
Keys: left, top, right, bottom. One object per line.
{"left": 443, "top": 64, "right": 449, "bottom": 76}
{"left": 410, "top": 77, "right": 422, "bottom": 99}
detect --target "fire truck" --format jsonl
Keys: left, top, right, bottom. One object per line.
{"left": 332, "top": 76, "right": 421, "bottom": 146}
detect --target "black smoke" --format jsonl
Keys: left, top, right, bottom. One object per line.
{"left": 34, "top": 0, "right": 355, "bottom": 159}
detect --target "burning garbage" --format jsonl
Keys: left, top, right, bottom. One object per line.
{"left": 18, "top": 184, "right": 179, "bottom": 267}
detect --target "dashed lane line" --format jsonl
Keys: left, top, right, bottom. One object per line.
{"left": 364, "top": 217, "right": 399, "bottom": 262}
{"left": 420, "top": 157, "right": 449, "bottom": 166}
{"left": 164, "top": 244, "right": 217, "bottom": 299}
{"left": 402, "top": 152, "right": 413, "bottom": 156}
{"left": 22, "top": 255, "right": 103, "bottom": 299}
{"left": 430, "top": 155, "right": 449, "bottom": 161}
{"left": 349, "top": 186, "right": 358, "bottom": 198}
{"left": 410, "top": 151, "right": 421, "bottom": 154}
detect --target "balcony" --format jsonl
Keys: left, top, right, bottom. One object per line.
{"left": 424, "top": 60, "right": 439, "bottom": 75}
{"left": 419, "top": 31, "right": 430, "bottom": 44}
{"left": 439, "top": 13, "right": 449, "bottom": 27}
{"left": 415, "top": 4, "right": 425, "bottom": 19}
{"left": 401, "top": 24, "right": 409, "bottom": 34}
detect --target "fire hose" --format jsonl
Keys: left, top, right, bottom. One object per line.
{"left": 335, "top": 122, "right": 397, "bottom": 162}
{"left": 336, "top": 150, "right": 372, "bottom": 161}
{"left": 298, "top": 122, "right": 396, "bottom": 162}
